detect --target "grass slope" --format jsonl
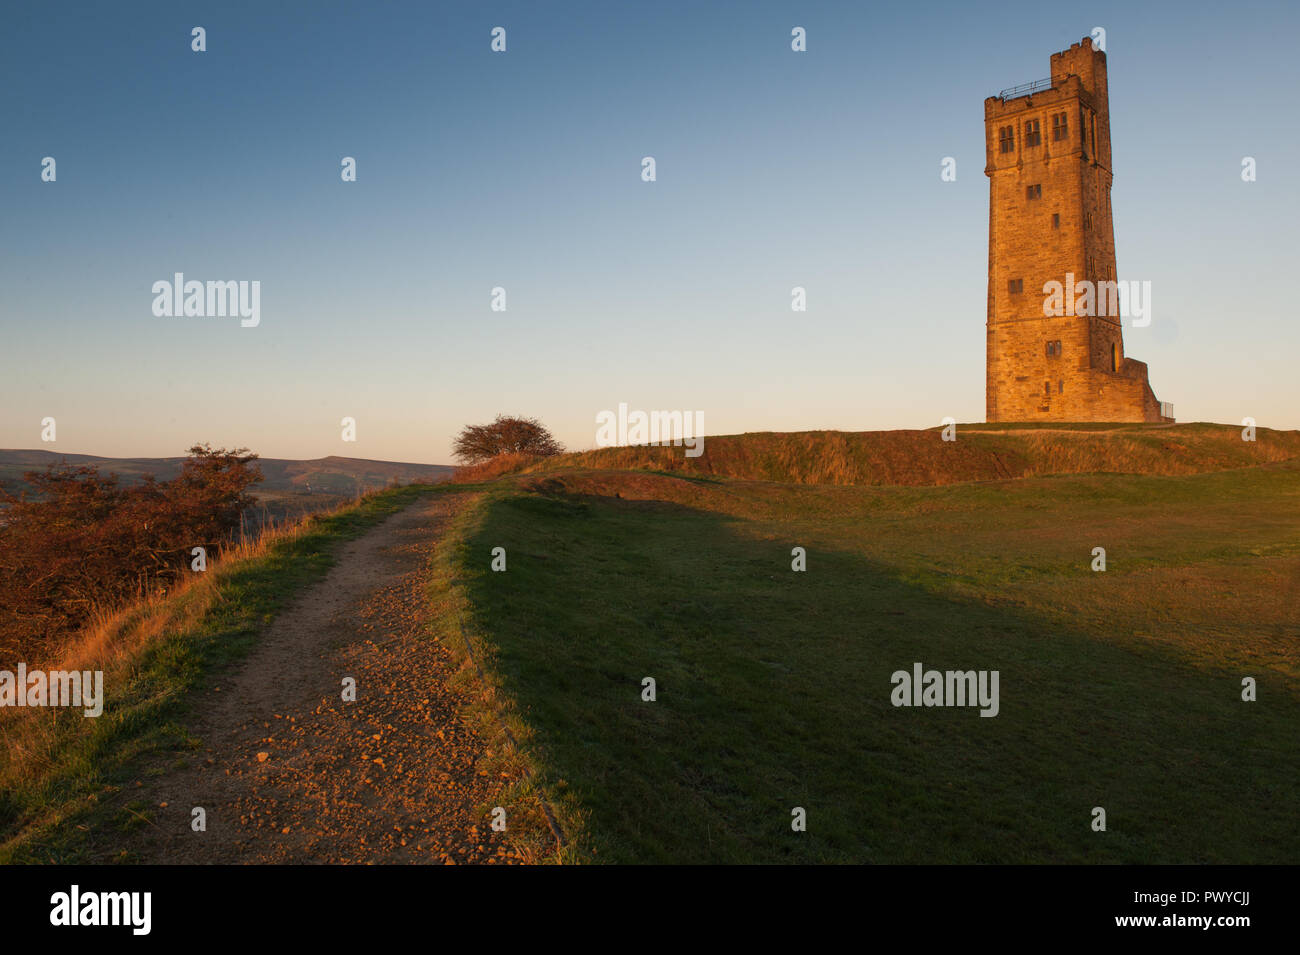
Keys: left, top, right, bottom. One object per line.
{"left": 524, "top": 422, "right": 1300, "bottom": 487}
{"left": 450, "top": 461, "right": 1300, "bottom": 863}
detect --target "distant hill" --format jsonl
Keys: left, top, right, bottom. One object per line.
{"left": 515, "top": 422, "right": 1300, "bottom": 487}
{"left": 0, "top": 450, "right": 454, "bottom": 500}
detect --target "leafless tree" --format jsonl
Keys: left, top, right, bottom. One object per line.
{"left": 452, "top": 415, "right": 563, "bottom": 464}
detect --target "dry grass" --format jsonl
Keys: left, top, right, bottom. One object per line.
{"left": 507, "top": 423, "right": 1300, "bottom": 487}
{"left": 449, "top": 453, "right": 542, "bottom": 484}
{"left": 50, "top": 496, "right": 359, "bottom": 675}
{"left": 0, "top": 488, "right": 415, "bottom": 854}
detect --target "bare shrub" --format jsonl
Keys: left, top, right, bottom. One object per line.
{"left": 452, "top": 415, "right": 562, "bottom": 465}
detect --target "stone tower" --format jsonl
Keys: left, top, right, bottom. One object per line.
{"left": 983, "top": 38, "right": 1170, "bottom": 422}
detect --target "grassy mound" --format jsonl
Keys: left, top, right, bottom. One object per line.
{"left": 514, "top": 423, "right": 1300, "bottom": 487}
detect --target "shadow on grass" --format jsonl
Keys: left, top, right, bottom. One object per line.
{"left": 459, "top": 488, "right": 1297, "bottom": 864}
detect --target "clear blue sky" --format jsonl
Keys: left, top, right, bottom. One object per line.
{"left": 2, "top": 0, "right": 1296, "bottom": 463}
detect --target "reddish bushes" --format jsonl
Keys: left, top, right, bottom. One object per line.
{"left": 0, "top": 445, "right": 262, "bottom": 661}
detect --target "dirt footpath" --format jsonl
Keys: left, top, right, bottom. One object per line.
{"left": 121, "top": 492, "right": 522, "bottom": 864}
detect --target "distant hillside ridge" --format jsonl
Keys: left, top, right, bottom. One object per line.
{"left": 516, "top": 423, "right": 1300, "bottom": 487}
{"left": 0, "top": 450, "right": 454, "bottom": 497}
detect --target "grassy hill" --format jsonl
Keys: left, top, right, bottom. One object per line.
{"left": 441, "top": 424, "right": 1300, "bottom": 863}
{"left": 0, "top": 450, "right": 453, "bottom": 494}
{"left": 517, "top": 422, "right": 1299, "bottom": 486}
{"left": 5, "top": 424, "right": 1296, "bottom": 864}
{"left": 0, "top": 450, "right": 454, "bottom": 522}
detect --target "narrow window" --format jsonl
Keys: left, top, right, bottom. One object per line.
{"left": 1026, "top": 184, "right": 1042, "bottom": 200}
{"left": 1111, "top": 343, "right": 1118, "bottom": 372}
{"left": 999, "top": 126, "right": 1014, "bottom": 153}
{"left": 1044, "top": 381, "right": 1051, "bottom": 396}
{"left": 1059, "top": 379, "right": 1064, "bottom": 394}
{"left": 1025, "top": 119, "right": 1041, "bottom": 147}
{"left": 1052, "top": 213, "right": 1060, "bottom": 229}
